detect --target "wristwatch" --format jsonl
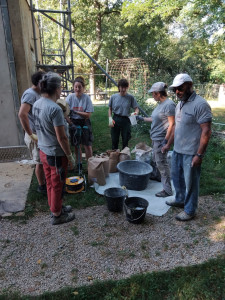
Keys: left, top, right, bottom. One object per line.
{"left": 196, "top": 153, "right": 204, "bottom": 159}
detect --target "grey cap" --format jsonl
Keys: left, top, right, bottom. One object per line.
{"left": 170, "top": 73, "right": 193, "bottom": 88}
{"left": 148, "top": 82, "right": 167, "bottom": 93}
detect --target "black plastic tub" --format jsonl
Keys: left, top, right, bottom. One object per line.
{"left": 124, "top": 197, "right": 149, "bottom": 224}
{"left": 104, "top": 187, "right": 127, "bottom": 212}
{"left": 117, "top": 160, "right": 153, "bottom": 191}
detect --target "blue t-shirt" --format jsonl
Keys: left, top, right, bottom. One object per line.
{"left": 33, "top": 97, "right": 68, "bottom": 156}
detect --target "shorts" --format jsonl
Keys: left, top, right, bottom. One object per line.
{"left": 70, "top": 119, "right": 93, "bottom": 147}
{"left": 24, "top": 132, "right": 41, "bottom": 164}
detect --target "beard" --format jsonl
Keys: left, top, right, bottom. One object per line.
{"left": 180, "top": 89, "right": 193, "bottom": 102}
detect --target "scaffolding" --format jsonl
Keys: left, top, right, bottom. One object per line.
{"left": 30, "top": 0, "right": 74, "bottom": 94}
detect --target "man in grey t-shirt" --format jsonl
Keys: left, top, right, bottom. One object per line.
{"left": 18, "top": 71, "right": 46, "bottom": 194}
{"left": 162, "top": 74, "right": 212, "bottom": 221}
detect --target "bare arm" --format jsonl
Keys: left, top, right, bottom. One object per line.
{"left": 54, "top": 125, "right": 72, "bottom": 156}
{"left": 192, "top": 122, "right": 212, "bottom": 167}
{"left": 161, "top": 123, "right": 175, "bottom": 153}
{"left": 143, "top": 117, "right": 152, "bottom": 122}
{"left": 108, "top": 107, "right": 112, "bottom": 117}
{"left": 165, "top": 115, "right": 175, "bottom": 141}
{"left": 18, "top": 103, "right": 32, "bottom": 135}
{"left": 76, "top": 111, "right": 91, "bottom": 119}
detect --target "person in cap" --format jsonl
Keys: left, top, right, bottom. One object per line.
{"left": 108, "top": 79, "right": 139, "bottom": 150}
{"left": 162, "top": 73, "right": 212, "bottom": 221}
{"left": 136, "top": 82, "right": 175, "bottom": 197}
{"left": 18, "top": 71, "right": 47, "bottom": 194}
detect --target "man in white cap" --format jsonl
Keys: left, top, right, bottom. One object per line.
{"left": 162, "top": 73, "right": 212, "bottom": 221}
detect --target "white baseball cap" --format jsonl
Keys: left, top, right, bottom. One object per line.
{"left": 148, "top": 82, "right": 167, "bottom": 93}
{"left": 170, "top": 73, "right": 193, "bottom": 88}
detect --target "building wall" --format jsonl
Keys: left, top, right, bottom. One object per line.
{"left": 8, "top": 0, "right": 42, "bottom": 99}
{"left": 0, "top": 0, "right": 41, "bottom": 147}
{"left": 0, "top": 10, "right": 20, "bottom": 146}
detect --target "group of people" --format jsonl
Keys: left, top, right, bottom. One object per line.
{"left": 19, "top": 72, "right": 94, "bottom": 225}
{"left": 19, "top": 70, "right": 212, "bottom": 225}
{"left": 108, "top": 74, "right": 212, "bottom": 222}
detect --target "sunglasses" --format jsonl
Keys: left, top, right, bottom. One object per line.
{"left": 172, "top": 85, "right": 185, "bottom": 93}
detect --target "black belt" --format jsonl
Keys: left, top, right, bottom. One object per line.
{"left": 114, "top": 114, "right": 128, "bottom": 118}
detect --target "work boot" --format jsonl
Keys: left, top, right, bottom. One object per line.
{"left": 175, "top": 211, "right": 195, "bottom": 221}
{"left": 51, "top": 211, "right": 75, "bottom": 225}
{"left": 155, "top": 190, "right": 172, "bottom": 198}
{"left": 166, "top": 199, "right": 184, "bottom": 208}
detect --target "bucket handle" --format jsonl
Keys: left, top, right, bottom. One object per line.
{"left": 124, "top": 203, "right": 147, "bottom": 222}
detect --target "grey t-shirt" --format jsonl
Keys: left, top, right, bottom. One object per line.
{"left": 150, "top": 98, "right": 176, "bottom": 141}
{"left": 66, "top": 93, "right": 94, "bottom": 120}
{"left": 108, "top": 93, "right": 138, "bottom": 117}
{"left": 174, "top": 92, "right": 212, "bottom": 155}
{"left": 33, "top": 97, "right": 68, "bottom": 156}
{"left": 21, "top": 88, "right": 41, "bottom": 133}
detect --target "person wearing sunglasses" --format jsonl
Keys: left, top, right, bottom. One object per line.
{"left": 162, "top": 73, "right": 212, "bottom": 221}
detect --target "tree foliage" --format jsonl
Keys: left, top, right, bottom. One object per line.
{"left": 34, "top": 0, "right": 225, "bottom": 84}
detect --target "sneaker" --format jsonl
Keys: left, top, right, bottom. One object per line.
{"left": 155, "top": 190, "right": 172, "bottom": 198}
{"left": 50, "top": 205, "right": 72, "bottom": 216}
{"left": 37, "top": 184, "right": 47, "bottom": 195}
{"left": 51, "top": 211, "right": 75, "bottom": 225}
{"left": 166, "top": 199, "right": 184, "bottom": 208}
{"left": 175, "top": 211, "right": 195, "bottom": 221}
{"left": 62, "top": 205, "right": 72, "bottom": 213}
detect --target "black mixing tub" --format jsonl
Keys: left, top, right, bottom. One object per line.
{"left": 117, "top": 160, "right": 153, "bottom": 191}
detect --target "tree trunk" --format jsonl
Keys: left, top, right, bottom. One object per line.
{"left": 90, "top": 65, "right": 96, "bottom": 101}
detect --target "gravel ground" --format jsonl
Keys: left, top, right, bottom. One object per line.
{"left": 0, "top": 196, "right": 225, "bottom": 296}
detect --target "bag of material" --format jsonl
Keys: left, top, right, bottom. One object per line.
{"left": 119, "top": 147, "right": 131, "bottom": 162}
{"left": 95, "top": 154, "right": 109, "bottom": 177}
{"left": 131, "top": 142, "right": 152, "bottom": 164}
{"left": 106, "top": 149, "right": 120, "bottom": 173}
{"left": 88, "top": 157, "right": 106, "bottom": 186}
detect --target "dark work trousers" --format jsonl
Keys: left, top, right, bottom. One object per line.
{"left": 111, "top": 115, "right": 131, "bottom": 150}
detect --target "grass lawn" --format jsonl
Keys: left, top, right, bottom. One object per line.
{"left": 3, "top": 105, "right": 225, "bottom": 300}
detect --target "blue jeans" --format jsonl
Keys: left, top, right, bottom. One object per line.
{"left": 171, "top": 151, "right": 201, "bottom": 215}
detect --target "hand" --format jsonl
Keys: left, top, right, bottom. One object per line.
{"left": 161, "top": 143, "right": 170, "bottom": 154}
{"left": 191, "top": 155, "right": 202, "bottom": 167}
{"left": 30, "top": 133, "right": 38, "bottom": 142}
{"left": 136, "top": 115, "right": 144, "bottom": 121}
{"left": 131, "top": 112, "right": 137, "bottom": 116}
{"left": 67, "top": 153, "right": 76, "bottom": 170}
{"left": 109, "top": 117, "right": 115, "bottom": 127}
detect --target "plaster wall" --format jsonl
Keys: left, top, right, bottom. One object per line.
{"left": 8, "top": 0, "right": 42, "bottom": 99}
{"left": 0, "top": 11, "right": 20, "bottom": 146}
{"left": 0, "top": 0, "right": 41, "bottom": 147}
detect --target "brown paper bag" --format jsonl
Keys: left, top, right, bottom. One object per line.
{"left": 119, "top": 147, "right": 131, "bottom": 162}
{"left": 88, "top": 157, "right": 106, "bottom": 186}
{"left": 95, "top": 154, "right": 109, "bottom": 177}
{"left": 106, "top": 149, "right": 120, "bottom": 173}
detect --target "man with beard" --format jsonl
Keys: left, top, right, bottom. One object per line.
{"left": 162, "top": 74, "right": 212, "bottom": 221}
